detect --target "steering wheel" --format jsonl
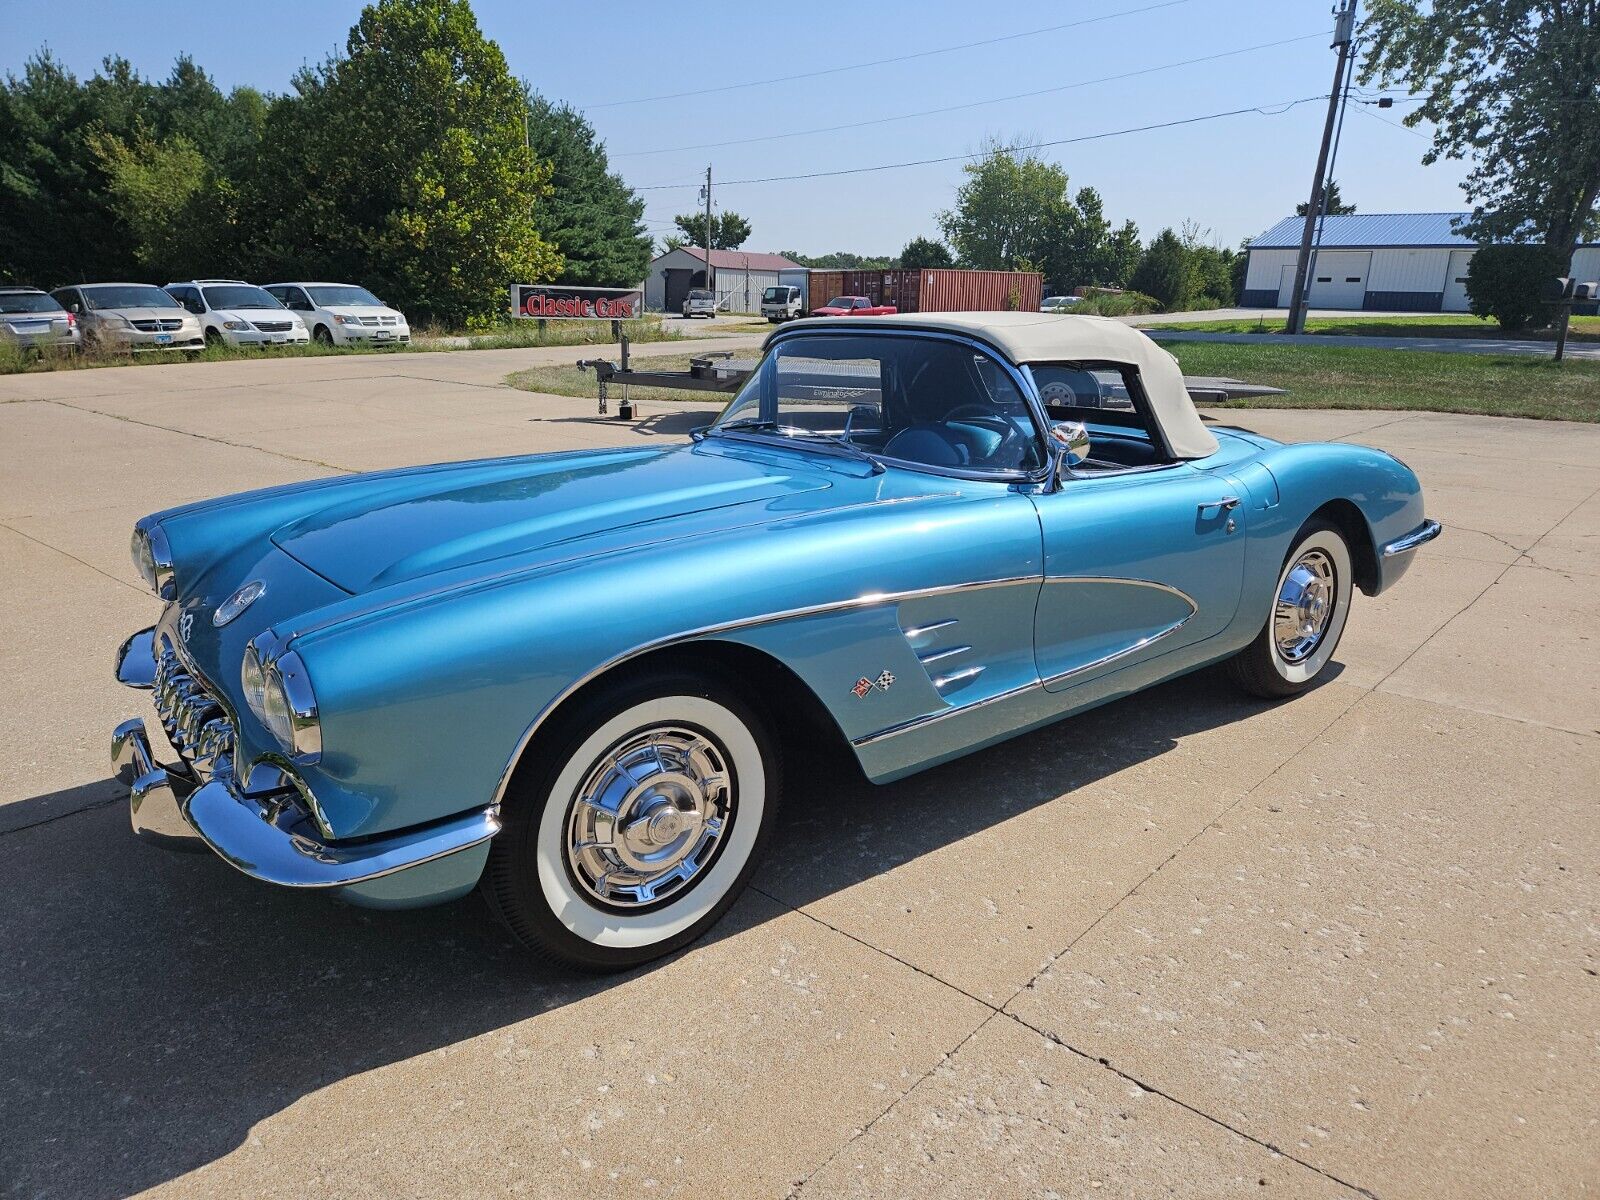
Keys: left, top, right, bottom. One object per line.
{"left": 942, "top": 403, "right": 1028, "bottom": 466}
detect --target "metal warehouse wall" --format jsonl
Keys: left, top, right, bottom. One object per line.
{"left": 1242, "top": 248, "right": 1297, "bottom": 296}
{"left": 1366, "top": 248, "right": 1452, "bottom": 293}
{"left": 714, "top": 269, "right": 781, "bottom": 314}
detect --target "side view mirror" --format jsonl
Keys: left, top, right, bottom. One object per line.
{"left": 1048, "top": 420, "right": 1091, "bottom": 487}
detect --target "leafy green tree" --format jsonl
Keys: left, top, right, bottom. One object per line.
{"left": 524, "top": 93, "right": 651, "bottom": 287}
{"left": 1361, "top": 0, "right": 1599, "bottom": 264}
{"left": 938, "top": 142, "right": 1066, "bottom": 270}
{"left": 673, "top": 210, "right": 751, "bottom": 250}
{"left": 244, "top": 0, "right": 560, "bottom": 326}
{"left": 86, "top": 129, "right": 223, "bottom": 280}
{"left": 779, "top": 250, "right": 895, "bottom": 269}
{"left": 0, "top": 53, "right": 148, "bottom": 282}
{"left": 898, "top": 237, "right": 953, "bottom": 271}
{"left": 1465, "top": 243, "right": 1562, "bottom": 331}
{"left": 1, "top": 51, "right": 265, "bottom": 284}
{"left": 1128, "top": 229, "right": 1191, "bottom": 311}
{"left": 1296, "top": 179, "right": 1355, "bottom": 217}
{"left": 1103, "top": 221, "right": 1142, "bottom": 288}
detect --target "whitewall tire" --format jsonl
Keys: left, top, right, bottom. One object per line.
{"left": 485, "top": 671, "right": 780, "bottom": 970}
{"left": 1228, "top": 520, "right": 1353, "bottom": 698}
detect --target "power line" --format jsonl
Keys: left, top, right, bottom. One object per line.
{"left": 633, "top": 95, "right": 1326, "bottom": 192}
{"left": 580, "top": 0, "right": 1197, "bottom": 109}
{"left": 611, "top": 30, "right": 1331, "bottom": 158}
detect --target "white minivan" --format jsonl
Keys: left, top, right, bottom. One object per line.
{"left": 760, "top": 285, "right": 804, "bottom": 322}
{"left": 264, "top": 282, "right": 411, "bottom": 347}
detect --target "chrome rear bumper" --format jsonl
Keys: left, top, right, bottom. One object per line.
{"left": 113, "top": 626, "right": 499, "bottom": 890}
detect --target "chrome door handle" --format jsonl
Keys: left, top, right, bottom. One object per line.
{"left": 1198, "top": 496, "right": 1241, "bottom": 514}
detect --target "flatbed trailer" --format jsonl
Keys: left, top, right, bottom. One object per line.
{"left": 575, "top": 353, "right": 1282, "bottom": 418}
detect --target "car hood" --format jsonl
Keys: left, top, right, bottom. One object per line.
{"left": 326, "top": 305, "right": 405, "bottom": 321}
{"left": 97, "top": 306, "right": 192, "bottom": 322}
{"left": 221, "top": 310, "right": 300, "bottom": 324}
{"left": 270, "top": 445, "right": 835, "bottom": 593}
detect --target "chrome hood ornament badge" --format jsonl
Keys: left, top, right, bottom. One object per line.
{"left": 213, "top": 579, "right": 266, "bottom": 627}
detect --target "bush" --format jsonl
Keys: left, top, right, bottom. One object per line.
{"left": 1466, "top": 243, "right": 1562, "bottom": 331}
{"left": 1067, "top": 290, "right": 1163, "bottom": 316}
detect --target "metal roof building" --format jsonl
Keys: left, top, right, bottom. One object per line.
{"left": 643, "top": 247, "right": 805, "bottom": 315}
{"left": 1240, "top": 212, "right": 1600, "bottom": 312}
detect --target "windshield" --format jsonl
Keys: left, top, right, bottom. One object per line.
{"left": 762, "top": 287, "right": 786, "bottom": 302}
{"left": 711, "top": 333, "right": 1043, "bottom": 474}
{"left": 307, "top": 285, "right": 383, "bottom": 307}
{"left": 82, "top": 286, "right": 177, "bottom": 310}
{"left": 201, "top": 285, "right": 284, "bottom": 310}
{"left": 0, "top": 292, "right": 63, "bottom": 315}
{"left": 823, "top": 297, "right": 857, "bottom": 309}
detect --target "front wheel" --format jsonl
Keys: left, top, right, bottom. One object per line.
{"left": 1227, "top": 520, "right": 1352, "bottom": 698}
{"left": 483, "top": 671, "right": 781, "bottom": 971}
{"left": 313, "top": 324, "right": 334, "bottom": 346}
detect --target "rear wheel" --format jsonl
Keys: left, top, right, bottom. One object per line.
{"left": 1227, "top": 520, "right": 1352, "bottom": 698}
{"left": 484, "top": 670, "right": 781, "bottom": 971}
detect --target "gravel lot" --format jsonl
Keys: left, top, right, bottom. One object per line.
{"left": 2, "top": 343, "right": 1596, "bottom": 1198}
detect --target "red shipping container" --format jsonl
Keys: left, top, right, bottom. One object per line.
{"left": 806, "top": 268, "right": 1040, "bottom": 314}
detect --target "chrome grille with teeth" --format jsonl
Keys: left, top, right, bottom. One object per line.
{"left": 131, "top": 319, "right": 184, "bottom": 332}
{"left": 152, "top": 638, "right": 234, "bottom": 777}
{"left": 253, "top": 321, "right": 292, "bottom": 333}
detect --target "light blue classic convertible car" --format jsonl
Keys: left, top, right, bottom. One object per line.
{"left": 112, "top": 313, "right": 1438, "bottom": 968}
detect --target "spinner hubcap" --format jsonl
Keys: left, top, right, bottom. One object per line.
{"left": 564, "top": 725, "right": 732, "bottom": 908}
{"left": 1274, "top": 549, "right": 1337, "bottom": 664}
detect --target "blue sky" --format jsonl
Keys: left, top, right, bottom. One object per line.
{"left": 1, "top": 0, "right": 1470, "bottom": 257}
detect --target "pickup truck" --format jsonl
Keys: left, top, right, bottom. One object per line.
{"left": 810, "top": 295, "right": 897, "bottom": 317}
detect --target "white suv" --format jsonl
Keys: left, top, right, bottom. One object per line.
{"left": 264, "top": 282, "right": 411, "bottom": 347}
{"left": 165, "top": 280, "right": 310, "bottom": 347}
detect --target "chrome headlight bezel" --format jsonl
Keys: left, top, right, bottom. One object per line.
{"left": 243, "top": 639, "right": 321, "bottom": 764}
{"left": 130, "top": 521, "right": 175, "bottom": 599}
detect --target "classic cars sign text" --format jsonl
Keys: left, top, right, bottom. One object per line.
{"left": 513, "top": 285, "right": 643, "bottom": 320}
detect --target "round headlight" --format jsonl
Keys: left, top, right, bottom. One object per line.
{"left": 129, "top": 522, "right": 175, "bottom": 598}
{"left": 256, "top": 650, "right": 321, "bottom": 762}
{"left": 240, "top": 643, "right": 267, "bottom": 717}
{"left": 261, "top": 667, "right": 295, "bottom": 750}
{"left": 130, "top": 528, "right": 158, "bottom": 591}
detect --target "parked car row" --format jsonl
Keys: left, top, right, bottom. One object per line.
{"left": 0, "top": 279, "right": 409, "bottom": 355}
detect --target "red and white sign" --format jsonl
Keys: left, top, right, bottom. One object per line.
{"left": 512, "top": 284, "right": 643, "bottom": 320}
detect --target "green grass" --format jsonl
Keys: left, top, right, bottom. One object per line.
{"left": 513, "top": 343, "right": 1600, "bottom": 423}
{"left": 1142, "top": 313, "right": 1600, "bottom": 343}
{"left": 0, "top": 317, "right": 681, "bottom": 376}
{"left": 1169, "top": 342, "right": 1600, "bottom": 422}
{"left": 507, "top": 352, "right": 732, "bottom": 405}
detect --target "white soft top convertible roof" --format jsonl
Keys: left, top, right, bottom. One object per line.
{"left": 777, "top": 311, "right": 1219, "bottom": 460}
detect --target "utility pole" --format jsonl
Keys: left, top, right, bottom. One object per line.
{"left": 1286, "top": 0, "right": 1358, "bottom": 335}
{"left": 702, "top": 165, "right": 715, "bottom": 304}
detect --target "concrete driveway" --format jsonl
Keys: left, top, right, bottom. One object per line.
{"left": 2, "top": 347, "right": 1596, "bottom": 1199}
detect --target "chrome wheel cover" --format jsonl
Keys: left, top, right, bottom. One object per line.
{"left": 564, "top": 725, "right": 733, "bottom": 909}
{"left": 1274, "top": 549, "right": 1338, "bottom": 664}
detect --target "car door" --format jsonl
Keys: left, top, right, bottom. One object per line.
{"left": 1028, "top": 368, "right": 1247, "bottom": 692}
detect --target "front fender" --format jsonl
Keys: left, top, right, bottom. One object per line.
{"left": 285, "top": 490, "right": 1041, "bottom": 839}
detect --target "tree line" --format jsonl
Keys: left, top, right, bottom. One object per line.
{"left": 0, "top": 0, "right": 653, "bottom": 327}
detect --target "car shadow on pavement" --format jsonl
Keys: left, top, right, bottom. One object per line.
{"left": 0, "top": 664, "right": 1324, "bottom": 1197}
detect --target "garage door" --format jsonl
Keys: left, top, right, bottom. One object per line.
{"left": 1442, "top": 249, "right": 1474, "bottom": 312}
{"left": 1304, "top": 251, "right": 1371, "bottom": 309}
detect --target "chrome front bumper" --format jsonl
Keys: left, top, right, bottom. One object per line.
{"left": 1382, "top": 518, "right": 1443, "bottom": 557}
{"left": 113, "top": 626, "right": 499, "bottom": 890}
